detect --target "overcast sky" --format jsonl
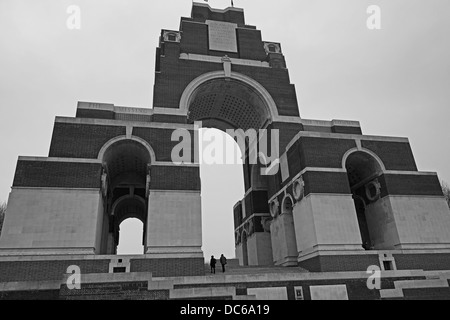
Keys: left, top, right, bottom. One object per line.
{"left": 1, "top": 0, "right": 449, "bottom": 259}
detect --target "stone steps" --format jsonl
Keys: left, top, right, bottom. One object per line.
{"left": 204, "top": 264, "right": 309, "bottom": 276}
{"left": 380, "top": 273, "right": 450, "bottom": 299}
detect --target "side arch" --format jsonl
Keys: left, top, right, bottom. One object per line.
{"left": 97, "top": 135, "right": 157, "bottom": 164}
{"left": 341, "top": 147, "right": 386, "bottom": 173}
{"left": 281, "top": 194, "right": 294, "bottom": 215}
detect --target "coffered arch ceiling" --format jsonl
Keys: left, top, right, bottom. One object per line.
{"left": 187, "top": 79, "right": 271, "bottom": 131}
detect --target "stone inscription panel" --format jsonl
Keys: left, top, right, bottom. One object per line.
{"left": 206, "top": 20, "right": 238, "bottom": 53}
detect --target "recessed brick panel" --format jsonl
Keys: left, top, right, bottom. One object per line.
{"left": 13, "top": 160, "right": 102, "bottom": 189}
{"left": 232, "top": 65, "right": 300, "bottom": 117}
{"left": 332, "top": 126, "right": 362, "bottom": 135}
{"left": 151, "top": 114, "right": 187, "bottom": 124}
{"left": 0, "top": 259, "right": 110, "bottom": 282}
{"left": 237, "top": 28, "right": 266, "bottom": 61}
{"left": 133, "top": 127, "right": 196, "bottom": 163}
{"left": 393, "top": 253, "right": 450, "bottom": 271}
{"left": 49, "top": 123, "right": 126, "bottom": 158}
{"left": 303, "top": 171, "right": 351, "bottom": 196}
{"left": 130, "top": 258, "right": 204, "bottom": 277}
{"left": 150, "top": 166, "right": 200, "bottom": 191}
{"left": 361, "top": 140, "right": 417, "bottom": 171}
{"left": 298, "top": 137, "right": 356, "bottom": 170}
{"left": 298, "top": 254, "right": 380, "bottom": 272}
{"left": 269, "top": 122, "right": 303, "bottom": 152}
{"left": 76, "top": 109, "right": 115, "bottom": 120}
{"left": 180, "top": 21, "right": 209, "bottom": 55}
{"left": 380, "top": 174, "right": 444, "bottom": 197}
{"left": 0, "top": 290, "right": 60, "bottom": 300}
{"left": 60, "top": 281, "right": 170, "bottom": 300}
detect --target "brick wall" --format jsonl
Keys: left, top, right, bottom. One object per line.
{"left": 402, "top": 287, "right": 450, "bottom": 300}
{"left": 361, "top": 140, "right": 417, "bottom": 171}
{"left": 151, "top": 114, "right": 187, "bottom": 124}
{"left": 0, "top": 260, "right": 110, "bottom": 282}
{"left": 133, "top": 127, "right": 196, "bottom": 163}
{"left": 303, "top": 171, "right": 351, "bottom": 196}
{"left": 150, "top": 165, "right": 200, "bottom": 191}
{"left": 380, "top": 173, "right": 443, "bottom": 197}
{"left": 13, "top": 160, "right": 102, "bottom": 189}
{"left": 298, "top": 254, "right": 380, "bottom": 273}
{"left": 298, "top": 137, "right": 356, "bottom": 170}
{"left": 49, "top": 123, "right": 126, "bottom": 158}
{"left": 60, "top": 281, "right": 169, "bottom": 300}
{"left": 0, "top": 289, "right": 60, "bottom": 300}
{"left": 393, "top": 253, "right": 450, "bottom": 271}
{"left": 332, "top": 126, "right": 362, "bottom": 135}
{"left": 242, "top": 191, "right": 269, "bottom": 220}
{"left": 130, "top": 258, "right": 205, "bottom": 277}
{"left": 0, "top": 257, "right": 205, "bottom": 283}
{"left": 76, "top": 109, "right": 114, "bottom": 120}
{"left": 236, "top": 28, "right": 267, "bottom": 61}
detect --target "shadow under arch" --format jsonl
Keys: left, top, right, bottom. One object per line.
{"left": 241, "top": 229, "right": 249, "bottom": 267}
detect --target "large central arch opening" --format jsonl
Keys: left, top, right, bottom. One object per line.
{"left": 186, "top": 75, "right": 275, "bottom": 266}
{"left": 199, "top": 128, "right": 245, "bottom": 261}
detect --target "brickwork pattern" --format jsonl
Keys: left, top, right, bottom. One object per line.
{"left": 13, "top": 161, "right": 102, "bottom": 189}
{"left": 380, "top": 174, "right": 444, "bottom": 197}
{"left": 49, "top": 123, "right": 126, "bottom": 159}
{"left": 150, "top": 166, "right": 200, "bottom": 191}
{"left": 361, "top": 140, "right": 417, "bottom": 171}
{"left": 60, "top": 281, "right": 169, "bottom": 300}
{"left": 0, "top": 259, "right": 110, "bottom": 282}
{"left": 393, "top": 253, "right": 450, "bottom": 271}
{"left": 130, "top": 258, "right": 205, "bottom": 277}
{"left": 298, "top": 255, "right": 380, "bottom": 273}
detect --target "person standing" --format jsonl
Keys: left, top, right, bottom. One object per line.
{"left": 210, "top": 255, "right": 216, "bottom": 274}
{"left": 220, "top": 254, "right": 227, "bottom": 273}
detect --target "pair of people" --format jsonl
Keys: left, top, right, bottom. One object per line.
{"left": 210, "top": 254, "right": 227, "bottom": 274}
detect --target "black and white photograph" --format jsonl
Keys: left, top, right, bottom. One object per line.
{"left": 0, "top": 0, "right": 449, "bottom": 305}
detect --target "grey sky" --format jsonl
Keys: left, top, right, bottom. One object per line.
{"left": 1, "top": 0, "right": 449, "bottom": 258}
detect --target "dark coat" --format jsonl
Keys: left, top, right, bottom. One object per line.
{"left": 210, "top": 257, "right": 216, "bottom": 267}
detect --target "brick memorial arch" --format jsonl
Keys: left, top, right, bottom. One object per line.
{"left": 1, "top": 3, "right": 450, "bottom": 299}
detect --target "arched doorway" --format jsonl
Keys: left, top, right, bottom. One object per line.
{"left": 117, "top": 218, "right": 144, "bottom": 255}
{"left": 345, "top": 150, "right": 386, "bottom": 250}
{"left": 199, "top": 128, "right": 245, "bottom": 261}
{"left": 185, "top": 75, "right": 276, "bottom": 266}
{"left": 112, "top": 196, "right": 146, "bottom": 254}
{"left": 99, "top": 139, "right": 152, "bottom": 254}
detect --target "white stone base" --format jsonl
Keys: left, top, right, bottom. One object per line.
{"left": 270, "top": 213, "right": 298, "bottom": 266}
{"left": 293, "top": 194, "right": 363, "bottom": 257}
{"left": 0, "top": 188, "right": 104, "bottom": 254}
{"left": 146, "top": 190, "right": 203, "bottom": 258}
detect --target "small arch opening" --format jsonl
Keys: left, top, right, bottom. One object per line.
{"left": 116, "top": 218, "right": 145, "bottom": 255}
{"left": 345, "top": 151, "right": 384, "bottom": 250}
{"left": 281, "top": 196, "right": 293, "bottom": 215}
